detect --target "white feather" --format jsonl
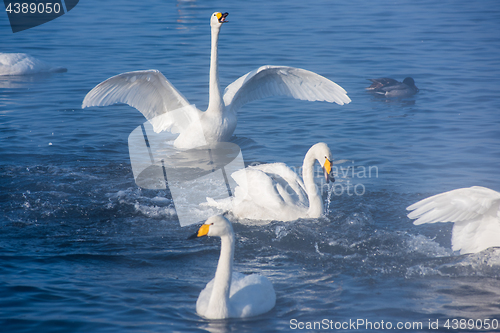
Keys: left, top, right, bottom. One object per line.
{"left": 0, "top": 53, "right": 66, "bottom": 76}
{"left": 206, "top": 143, "right": 333, "bottom": 222}
{"left": 82, "top": 70, "right": 193, "bottom": 132}
{"left": 82, "top": 14, "right": 350, "bottom": 149}
{"left": 194, "top": 215, "right": 275, "bottom": 319}
{"left": 407, "top": 186, "right": 500, "bottom": 254}
{"left": 224, "top": 65, "right": 351, "bottom": 114}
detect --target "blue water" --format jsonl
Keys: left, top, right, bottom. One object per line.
{"left": 2, "top": 0, "right": 500, "bottom": 332}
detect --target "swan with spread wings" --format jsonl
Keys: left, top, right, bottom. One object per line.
{"left": 82, "top": 12, "right": 351, "bottom": 149}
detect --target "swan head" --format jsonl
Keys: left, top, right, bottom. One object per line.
{"left": 310, "top": 142, "right": 335, "bottom": 183}
{"left": 188, "top": 215, "right": 234, "bottom": 239}
{"left": 210, "top": 12, "right": 229, "bottom": 29}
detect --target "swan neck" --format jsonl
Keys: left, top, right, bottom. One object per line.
{"left": 208, "top": 233, "right": 234, "bottom": 318}
{"left": 207, "top": 26, "right": 223, "bottom": 113}
{"left": 303, "top": 151, "right": 323, "bottom": 218}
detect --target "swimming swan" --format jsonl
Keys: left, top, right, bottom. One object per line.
{"left": 206, "top": 142, "right": 334, "bottom": 221}
{"left": 189, "top": 215, "right": 276, "bottom": 319}
{"left": 407, "top": 186, "right": 500, "bottom": 254}
{"left": 82, "top": 12, "right": 351, "bottom": 149}
{"left": 0, "top": 53, "right": 67, "bottom": 76}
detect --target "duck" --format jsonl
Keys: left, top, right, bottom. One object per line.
{"left": 0, "top": 53, "right": 67, "bottom": 76}
{"left": 82, "top": 12, "right": 351, "bottom": 149}
{"left": 366, "top": 77, "right": 418, "bottom": 97}
{"left": 189, "top": 215, "right": 276, "bottom": 319}
{"left": 205, "top": 142, "right": 334, "bottom": 222}
{"left": 407, "top": 186, "right": 500, "bottom": 254}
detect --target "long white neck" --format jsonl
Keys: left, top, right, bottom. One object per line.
{"left": 207, "top": 26, "right": 224, "bottom": 114}
{"left": 302, "top": 150, "right": 323, "bottom": 218}
{"left": 206, "top": 232, "right": 234, "bottom": 319}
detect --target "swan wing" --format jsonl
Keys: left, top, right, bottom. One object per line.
{"left": 451, "top": 215, "right": 500, "bottom": 254}
{"left": 406, "top": 186, "right": 500, "bottom": 225}
{"left": 223, "top": 65, "right": 351, "bottom": 114}
{"left": 82, "top": 70, "right": 195, "bottom": 133}
{"left": 252, "top": 163, "right": 307, "bottom": 204}
{"left": 233, "top": 163, "right": 308, "bottom": 208}
{"left": 229, "top": 272, "right": 276, "bottom": 318}
{"left": 232, "top": 166, "right": 288, "bottom": 211}
{"left": 196, "top": 272, "right": 276, "bottom": 318}
{"left": 227, "top": 163, "right": 309, "bottom": 221}
{"left": 407, "top": 186, "right": 500, "bottom": 254}
{"left": 196, "top": 277, "right": 214, "bottom": 318}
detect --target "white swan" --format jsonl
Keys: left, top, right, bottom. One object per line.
{"left": 0, "top": 53, "right": 67, "bottom": 76}
{"left": 407, "top": 186, "right": 500, "bottom": 254}
{"left": 189, "top": 215, "right": 276, "bottom": 319}
{"left": 81, "top": 12, "right": 351, "bottom": 149}
{"left": 206, "top": 142, "right": 334, "bottom": 222}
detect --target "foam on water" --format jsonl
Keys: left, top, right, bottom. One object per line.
{"left": 106, "top": 188, "right": 177, "bottom": 218}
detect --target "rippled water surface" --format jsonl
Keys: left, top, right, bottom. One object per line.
{"left": 2, "top": 0, "right": 500, "bottom": 332}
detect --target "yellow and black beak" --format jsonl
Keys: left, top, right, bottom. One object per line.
{"left": 188, "top": 223, "right": 210, "bottom": 240}
{"left": 216, "top": 12, "right": 229, "bottom": 23}
{"left": 323, "top": 158, "right": 335, "bottom": 183}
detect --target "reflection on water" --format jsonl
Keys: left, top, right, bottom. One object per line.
{"left": 129, "top": 119, "right": 245, "bottom": 226}
{"left": 176, "top": 0, "right": 198, "bottom": 29}
{"left": 0, "top": 72, "right": 65, "bottom": 88}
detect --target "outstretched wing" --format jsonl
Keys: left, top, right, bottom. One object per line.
{"left": 407, "top": 186, "right": 500, "bottom": 254}
{"left": 407, "top": 186, "right": 500, "bottom": 225}
{"left": 223, "top": 65, "right": 351, "bottom": 114}
{"left": 82, "top": 70, "right": 193, "bottom": 133}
